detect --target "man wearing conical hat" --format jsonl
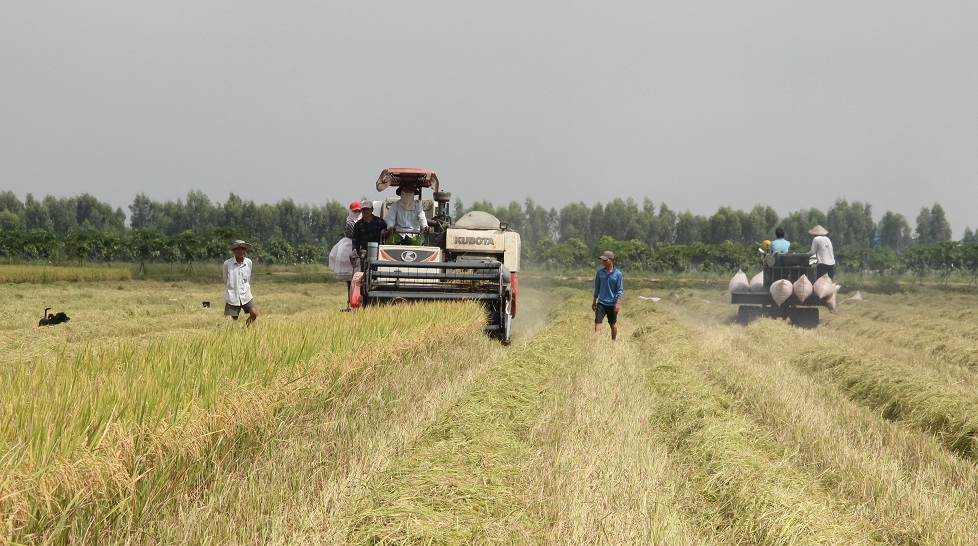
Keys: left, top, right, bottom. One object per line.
{"left": 808, "top": 225, "right": 835, "bottom": 279}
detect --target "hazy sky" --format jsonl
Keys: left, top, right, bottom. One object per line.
{"left": 2, "top": 2, "right": 976, "bottom": 236}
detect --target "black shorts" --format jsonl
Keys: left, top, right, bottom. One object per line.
{"left": 595, "top": 304, "right": 618, "bottom": 325}
{"left": 816, "top": 264, "right": 835, "bottom": 279}
{"left": 225, "top": 299, "right": 256, "bottom": 317}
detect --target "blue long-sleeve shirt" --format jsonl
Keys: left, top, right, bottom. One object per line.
{"left": 593, "top": 267, "right": 623, "bottom": 306}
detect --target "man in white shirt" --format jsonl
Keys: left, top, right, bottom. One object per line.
{"left": 383, "top": 184, "right": 430, "bottom": 245}
{"left": 809, "top": 225, "right": 835, "bottom": 279}
{"left": 223, "top": 239, "right": 258, "bottom": 325}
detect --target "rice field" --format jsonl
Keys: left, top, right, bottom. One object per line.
{"left": 2, "top": 272, "right": 978, "bottom": 544}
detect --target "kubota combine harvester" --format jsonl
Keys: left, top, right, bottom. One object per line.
{"left": 349, "top": 168, "right": 520, "bottom": 344}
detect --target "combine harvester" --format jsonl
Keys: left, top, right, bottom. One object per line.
{"left": 350, "top": 168, "right": 520, "bottom": 344}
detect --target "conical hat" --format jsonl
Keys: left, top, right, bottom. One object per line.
{"left": 808, "top": 225, "right": 828, "bottom": 236}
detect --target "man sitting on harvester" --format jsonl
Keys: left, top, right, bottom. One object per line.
{"left": 382, "top": 183, "right": 430, "bottom": 245}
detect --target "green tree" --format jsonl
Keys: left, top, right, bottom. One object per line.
{"left": 674, "top": 211, "right": 707, "bottom": 245}
{"left": 172, "top": 230, "right": 207, "bottom": 272}
{"left": 125, "top": 229, "right": 167, "bottom": 275}
{"left": 129, "top": 193, "right": 163, "bottom": 230}
{"left": 827, "top": 199, "right": 875, "bottom": 248}
{"left": 780, "top": 208, "right": 827, "bottom": 250}
{"left": 539, "top": 237, "right": 588, "bottom": 271}
{"left": 915, "top": 203, "right": 952, "bottom": 244}
{"left": 22, "top": 194, "right": 52, "bottom": 231}
{"left": 877, "top": 211, "right": 912, "bottom": 252}
{"left": 558, "top": 202, "right": 592, "bottom": 244}
{"left": 652, "top": 203, "right": 678, "bottom": 245}
{"left": 44, "top": 195, "right": 79, "bottom": 233}
{"left": 744, "top": 205, "right": 781, "bottom": 246}
{"left": 706, "top": 207, "right": 744, "bottom": 244}
{"left": 0, "top": 210, "right": 20, "bottom": 231}
{"left": 63, "top": 228, "right": 105, "bottom": 265}
{"left": 185, "top": 190, "right": 216, "bottom": 233}
{"left": 221, "top": 193, "right": 247, "bottom": 232}
{"left": 0, "top": 191, "right": 25, "bottom": 219}
{"left": 959, "top": 242, "right": 978, "bottom": 287}
{"left": 75, "top": 193, "right": 124, "bottom": 233}
{"left": 263, "top": 238, "right": 295, "bottom": 265}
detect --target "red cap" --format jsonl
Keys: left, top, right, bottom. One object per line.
{"left": 349, "top": 201, "right": 362, "bottom": 211}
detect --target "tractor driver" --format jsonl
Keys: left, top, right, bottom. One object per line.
{"left": 383, "top": 183, "right": 430, "bottom": 245}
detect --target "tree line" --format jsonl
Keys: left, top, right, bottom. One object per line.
{"left": 1, "top": 190, "right": 977, "bottom": 281}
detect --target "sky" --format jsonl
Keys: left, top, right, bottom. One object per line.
{"left": 2, "top": 1, "right": 977, "bottom": 236}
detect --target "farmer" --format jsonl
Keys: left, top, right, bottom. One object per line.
{"left": 223, "top": 239, "right": 258, "bottom": 325}
{"left": 592, "top": 250, "right": 623, "bottom": 341}
{"left": 383, "top": 184, "right": 429, "bottom": 245}
{"left": 809, "top": 224, "right": 836, "bottom": 278}
{"left": 770, "top": 227, "right": 790, "bottom": 255}
{"left": 352, "top": 200, "right": 386, "bottom": 257}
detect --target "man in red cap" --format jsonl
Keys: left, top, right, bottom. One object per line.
{"left": 592, "top": 250, "right": 623, "bottom": 340}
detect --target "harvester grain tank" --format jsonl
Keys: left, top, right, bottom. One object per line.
{"left": 351, "top": 168, "right": 520, "bottom": 344}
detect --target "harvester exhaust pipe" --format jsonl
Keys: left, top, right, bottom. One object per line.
{"left": 433, "top": 191, "right": 452, "bottom": 220}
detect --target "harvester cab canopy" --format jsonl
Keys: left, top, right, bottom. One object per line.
{"left": 375, "top": 168, "right": 440, "bottom": 193}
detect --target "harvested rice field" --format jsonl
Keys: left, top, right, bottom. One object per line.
{"left": 2, "top": 275, "right": 978, "bottom": 544}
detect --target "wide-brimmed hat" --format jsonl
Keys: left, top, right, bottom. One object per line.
{"left": 359, "top": 200, "right": 374, "bottom": 210}
{"left": 349, "top": 201, "right": 361, "bottom": 211}
{"left": 229, "top": 239, "right": 252, "bottom": 250}
{"left": 599, "top": 250, "right": 615, "bottom": 261}
{"left": 395, "top": 185, "right": 417, "bottom": 196}
{"left": 808, "top": 225, "right": 828, "bottom": 236}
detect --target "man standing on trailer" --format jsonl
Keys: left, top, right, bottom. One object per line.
{"left": 592, "top": 250, "right": 623, "bottom": 341}
{"left": 809, "top": 224, "right": 836, "bottom": 279}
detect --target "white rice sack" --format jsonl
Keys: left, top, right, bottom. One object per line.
{"left": 728, "top": 270, "right": 750, "bottom": 294}
{"left": 749, "top": 272, "right": 765, "bottom": 292}
{"left": 770, "top": 279, "right": 793, "bottom": 307}
{"left": 812, "top": 274, "right": 834, "bottom": 299}
{"left": 826, "top": 290, "right": 837, "bottom": 314}
{"left": 793, "top": 275, "right": 813, "bottom": 302}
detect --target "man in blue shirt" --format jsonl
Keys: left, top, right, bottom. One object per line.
{"left": 770, "top": 227, "right": 790, "bottom": 254}
{"left": 592, "top": 250, "right": 624, "bottom": 340}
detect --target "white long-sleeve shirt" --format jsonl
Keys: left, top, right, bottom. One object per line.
{"left": 810, "top": 235, "right": 835, "bottom": 265}
{"left": 223, "top": 257, "right": 254, "bottom": 305}
{"left": 385, "top": 201, "right": 428, "bottom": 232}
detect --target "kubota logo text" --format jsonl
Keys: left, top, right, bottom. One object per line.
{"left": 454, "top": 236, "right": 496, "bottom": 245}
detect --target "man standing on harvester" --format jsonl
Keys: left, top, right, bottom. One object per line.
{"left": 592, "top": 250, "right": 623, "bottom": 341}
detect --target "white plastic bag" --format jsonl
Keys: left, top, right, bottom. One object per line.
{"left": 328, "top": 237, "right": 355, "bottom": 281}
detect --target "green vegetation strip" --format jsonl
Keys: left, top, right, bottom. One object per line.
{"left": 0, "top": 264, "right": 133, "bottom": 283}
